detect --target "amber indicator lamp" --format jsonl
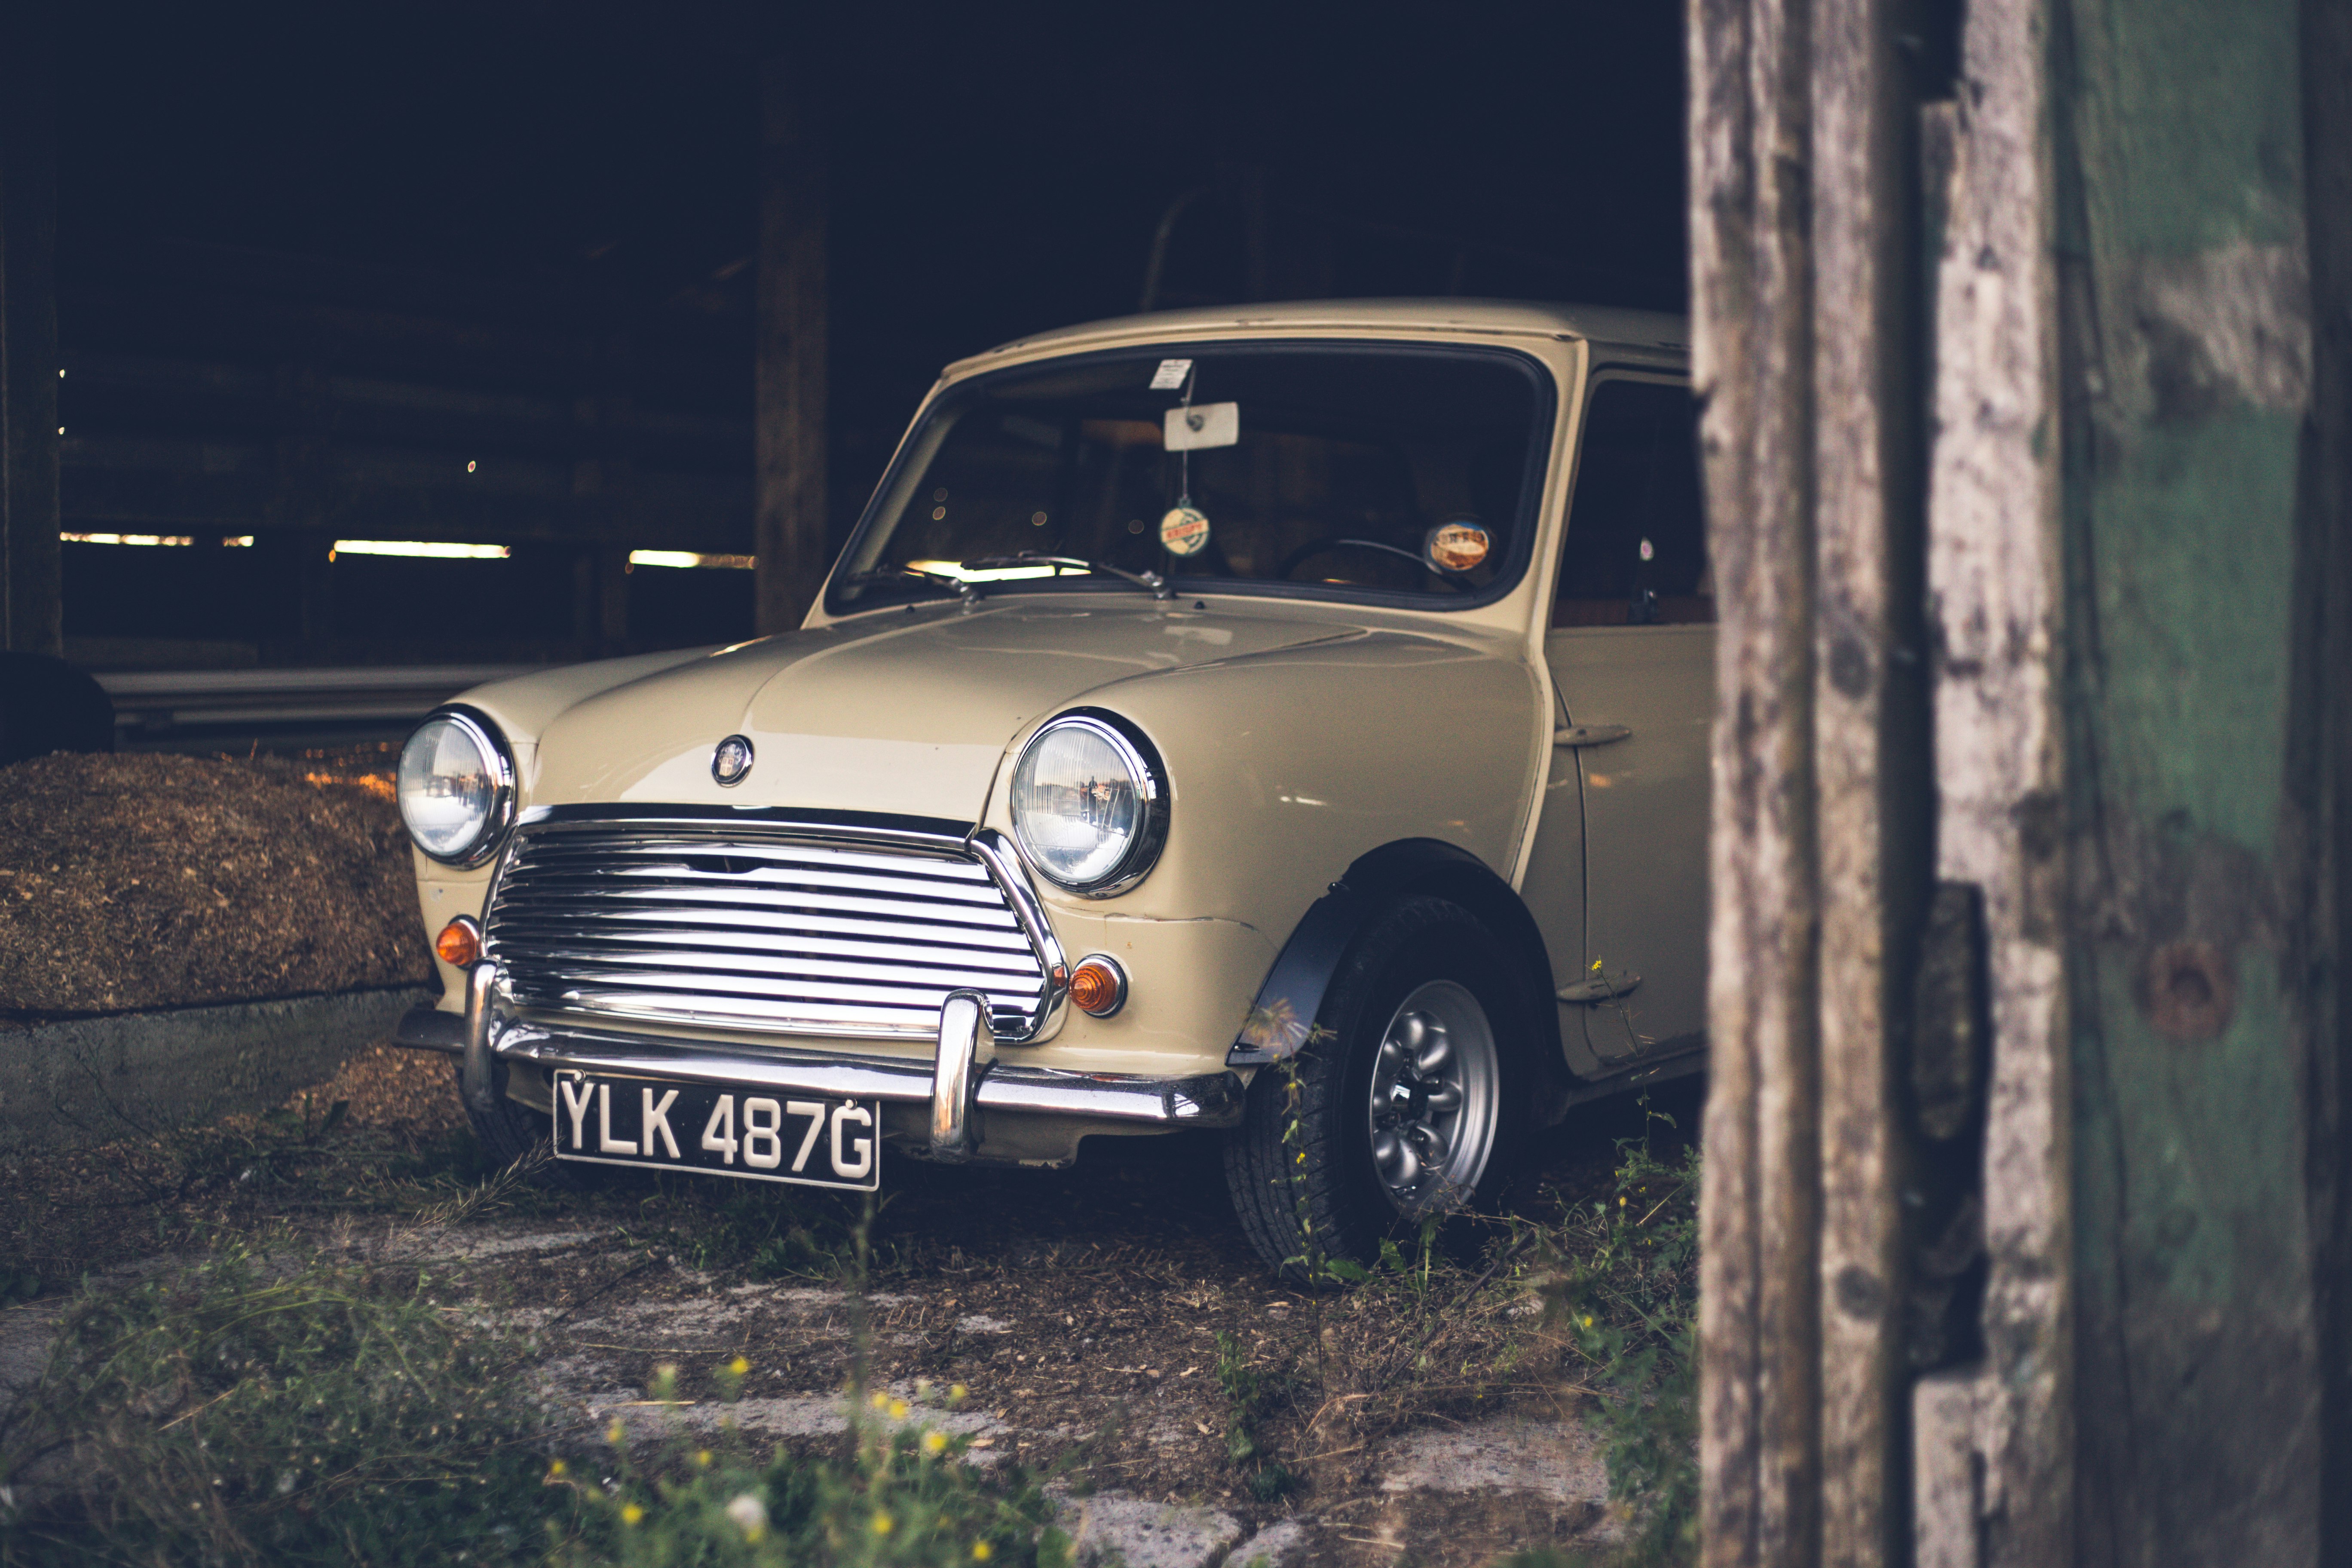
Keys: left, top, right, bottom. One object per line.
{"left": 1066, "top": 954, "right": 1128, "bottom": 1018}
{"left": 435, "top": 916, "right": 482, "bottom": 968}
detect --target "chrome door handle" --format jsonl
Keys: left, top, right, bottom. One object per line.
{"left": 1553, "top": 724, "right": 1632, "bottom": 748}
{"left": 1558, "top": 971, "right": 1642, "bottom": 1003}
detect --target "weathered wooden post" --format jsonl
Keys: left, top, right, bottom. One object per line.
{"left": 753, "top": 45, "right": 830, "bottom": 637}
{"left": 0, "top": 3, "right": 61, "bottom": 659}
{"left": 1691, "top": 0, "right": 2349, "bottom": 1561}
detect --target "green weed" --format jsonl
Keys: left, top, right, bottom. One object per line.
{"left": 1212, "top": 1331, "right": 1296, "bottom": 1502}
{"left": 553, "top": 1368, "right": 1071, "bottom": 1568}
{"left": 0, "top": 1235, "right": 561, "bottom": 1567}
{"left": 1535, "top": 1100, "right": 1700, "bottom": 1566}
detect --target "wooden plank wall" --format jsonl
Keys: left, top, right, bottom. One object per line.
{"left": 1692, "top": 0, "right": 2346, "bottom": 1561}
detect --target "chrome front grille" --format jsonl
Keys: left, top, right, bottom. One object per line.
{"left": 483, "top": 812, "right": 1055, "bottom": 1041}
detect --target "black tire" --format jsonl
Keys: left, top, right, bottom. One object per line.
{"left": 1223, "top": 896, "right": 1532, "bottom": 1280}
{"left": 453, "top": 1060, "right": 598, "bottom": 1188}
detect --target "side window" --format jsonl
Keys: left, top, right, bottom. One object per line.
{"left": 1553, "top": 379, "right": 1712, "bottom": 626}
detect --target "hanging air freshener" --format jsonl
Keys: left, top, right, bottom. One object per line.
{"left": 1156, "top": 360, "right": 1213, "bottom": 558}
{"left": 1160, "top": 505, "right": 1211, "bottom": 556}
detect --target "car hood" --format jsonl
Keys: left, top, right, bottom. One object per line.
{"left": 524, "top": 599, "right": 1366, "bottom": 823}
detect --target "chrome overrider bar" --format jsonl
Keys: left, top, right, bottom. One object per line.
{"left": 408, "top": 963, "right": 1245, "bottom": 1145}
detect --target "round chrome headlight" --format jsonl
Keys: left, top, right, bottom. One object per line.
{"left": 397, "top": 707, "right": 516, "bottom": 867}
{"left": 1009, "top": 710, "right": 1169, "bottom": 897}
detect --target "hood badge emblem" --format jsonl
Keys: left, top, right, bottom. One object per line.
{"left": 712, "top": 734, "right": 755, "bottom": 787}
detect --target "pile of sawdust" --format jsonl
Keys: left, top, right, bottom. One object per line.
{"left": 0, "top": 753, "right": 433, "bottom": 1017}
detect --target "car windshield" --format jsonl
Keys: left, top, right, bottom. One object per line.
{"left": 826, "top": 342, "right": 1552, "bottom": 612}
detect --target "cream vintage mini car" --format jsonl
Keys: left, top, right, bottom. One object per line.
{"left": 390, "top": 299, "right": 1711, "bottom": 1276}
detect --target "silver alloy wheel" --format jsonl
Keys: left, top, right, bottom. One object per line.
{"left": 1365, "top": 979, "right": 1500, "bottom": 1215}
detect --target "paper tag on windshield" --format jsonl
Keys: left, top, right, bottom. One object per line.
{"left": 1160, "top": 506, "right": 1211, "bottom": 556}
{"left": 1163, "top": 401, "right": 1239, "bottom": 451}
{"left": 1148, "top": 358, "right": 1192, "bottom": 391}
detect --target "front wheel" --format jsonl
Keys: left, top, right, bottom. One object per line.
{"left": 1222, "top": 896, "right": 1529, "bottom": 1279}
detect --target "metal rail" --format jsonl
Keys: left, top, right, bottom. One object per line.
{"left": 95, "top": 664, "right": 539, "bottom": 743}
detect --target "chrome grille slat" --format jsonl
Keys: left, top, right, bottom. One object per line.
{"left": 484, "top": 818, "right": 1054, "bottom": 1041}
{"left": 545, "top": 991, "right": 943, "bottom": 1030}
{"left": 487, "top": 903, "right": 1036, "bottom": 953}
{"left": 490, "top": 926, "right": 1041, "bottom": 973}
{"left": 521, "top": 838, "right": 995, "bottom": 882}
{"left": 492, "top": 882, "right": 1022, "bottom": 929}
{"left": 493, "top": 939, "right": 1038, "bottom": 990}
{"left": 533, "top": 965, "right": 1038, "bottom": 1009}
{"left": 517, "top": 862, "right": 1010, "bottom": 906}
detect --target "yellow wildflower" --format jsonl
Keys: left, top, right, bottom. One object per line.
{"left": 924, "top": 1430, "right": 949, "bottom": 1455}
{"left": 888, "top": 1398, "right": 910, "bottom": 1421}
{"left": 546, "top": 1459, "right": 567, "bottom": 1479}
{"left": 870, "top": 1390, "right": 891, "bottom": 1411}
{"left": 727, "top": 1356, "right": 750, "bottom": 1376}
{"left": 949, "top": 1384, "right": 968, "bottom": 1403}
{"left": 974, "top": 1543, "right": 995, "bottom": 1561}
{"left": 606, "top": 1419, "right": 627, "bottom": 1446}
{"left": 871, "top": 1510, "right": 894, "bottom": 1535}
{"left": 693, "top": 1449, "right": 713, "bottom": 1469}
{"left": 621, "top": 1503, "right": 644, "bottom": 1527}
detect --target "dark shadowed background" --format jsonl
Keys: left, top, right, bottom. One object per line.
{"left": 42, "top": 0, "right": 1684, "bottom": 719}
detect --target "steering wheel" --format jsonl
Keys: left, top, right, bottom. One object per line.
{"left": 1277, "top": 536, "right": 1468, "bottom": 593}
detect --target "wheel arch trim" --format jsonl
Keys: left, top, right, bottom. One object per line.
{"left": 1226, "top": 838, "right": 1569, "bottom": 1113}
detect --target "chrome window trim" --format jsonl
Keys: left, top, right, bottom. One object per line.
{"left": 1008, "top": 708, "right": 1172, "bottom": 899}
{"left": 403, "top": 705, "right": 519, "bottom": 869}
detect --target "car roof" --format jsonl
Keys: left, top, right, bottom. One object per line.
{"left": 944, "top": 297, "right": 1689, "bottom": 379}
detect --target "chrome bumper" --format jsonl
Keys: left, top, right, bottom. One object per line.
{"left": 394, "top": 968, "right": 1244, "bottom": 1145}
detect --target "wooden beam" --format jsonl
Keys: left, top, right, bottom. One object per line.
{"left": 1810, "top": 0, "right": 1933, "bottom": 1557}
{"left": 1691, "top": 0, "right": 1825, "bottom": 1559}
{"left": 754, "top": 48, "right": 829, "bottom": 637}
{"left": 0, "top": 3, "right": 60, "bottom": 657}
{"left": 2048, "top": 0, "right": 2328, "bottom": 1559}
{"left": 1913, "top": 0, "right": 2074, "bottom": 1560}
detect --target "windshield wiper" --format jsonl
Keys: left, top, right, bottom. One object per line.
{"left": 842, "top": 567, "right": 979, "bottom": 605}
{"left": 958, "top": 553, "right": 1172, "bottom": 601}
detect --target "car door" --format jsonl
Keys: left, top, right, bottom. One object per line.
{"left": 1544, "top": 374, "right": 1712, "bottom": 1067}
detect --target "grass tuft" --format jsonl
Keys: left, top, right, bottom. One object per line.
{"left": 0, "top": 1235, "right": 560, "bottom": 1566}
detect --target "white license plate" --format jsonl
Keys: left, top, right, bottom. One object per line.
{"left": 551, "top": 1071, "right": 881, "bottom": 1191}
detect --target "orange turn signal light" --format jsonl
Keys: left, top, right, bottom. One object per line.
{"left": 435, "top": 916, "right": 482, "bottom": 968}
{"left": 1067, "top": 955, "right": 1127, "bottom": 1018}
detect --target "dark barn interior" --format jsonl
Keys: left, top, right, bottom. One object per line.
{"left": 1, "top": 1, "right": 1685, "bottom": 744}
